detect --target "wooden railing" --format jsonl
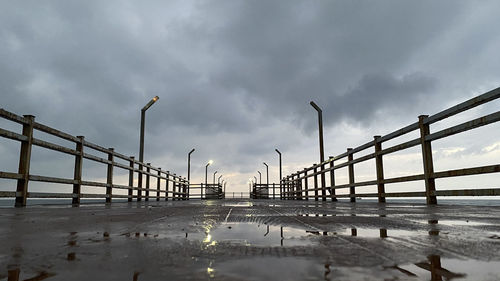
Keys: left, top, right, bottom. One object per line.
{"left": 250, "top": 183, "right": 279, "bottom": 199}
{"left": 281, "top": 87, "right": 500, "bottom": 204}
{"left": 0, "top": 109, "right": 189, "bottom": 207}
{"left": 189, "top": 183, "right": 224, "bottom": 199}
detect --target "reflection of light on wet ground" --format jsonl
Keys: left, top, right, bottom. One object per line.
{"left": 433, "top": 220, "right": 492, "bottom": 226}
{"left": 222, "top": 202, "right": 254, "bottom": 207}
{"left": 208, "top": 257, "right": 326, "bottom": 280}
{"left": 186, "top": 223, "right": 315, "bottom": 247}
{"left": 409, "top": 219, "right": 493, "bottom": 226}
{"left": 344, "top": 228, "right": 418, "bottom": 238}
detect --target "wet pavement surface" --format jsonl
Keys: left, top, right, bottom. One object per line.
{"left": 1, "top": 199, "right": 500, "bottom": 280}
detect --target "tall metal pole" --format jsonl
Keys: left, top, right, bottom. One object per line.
{"left": 213, "top": 171, "right": 218, "bottom": 185}
{"left": 139, "top": 96, "right": 159, "bottom": 163}
{"left": 139, "top": 96, "right": 159, "bottom": 202}
{"left": 218, "top": 174, "right": 223, "bottom": 184}
{"left": 257, "top": 171, "right": 262, "bottom": 184}
{"left": 275, "top": 149, "right": 282, "bottom": 200}
{"left": 263, "top": 162, "right": 269, "bottom": 185}
{"left": 275, "top": 149, "right": 282, "bottom": 184}
{"left": 205, "top": 160, "right": 212, "bottom": 186}
{"left": 187, "top": 148, "right": 195, "bottom": 182}
{"left": 310, "top": 101, "right": 327, "bottom": 201}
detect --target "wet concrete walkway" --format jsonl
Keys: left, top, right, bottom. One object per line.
{"left": 1, "top": 199, "right": 500, "bottom": 280}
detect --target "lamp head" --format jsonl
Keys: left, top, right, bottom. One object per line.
{"left": 310, "top": 101, "right": 322, "bottom": 112}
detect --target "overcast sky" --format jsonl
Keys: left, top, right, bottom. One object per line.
{"left": 1, "top": 1, "right": 500, "bottom": 195}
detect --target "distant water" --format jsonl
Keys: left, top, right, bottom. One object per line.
{"left": 1, "top": 198, "right": 500, "bottom": 207}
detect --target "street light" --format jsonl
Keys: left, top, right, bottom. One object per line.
{"left": 275, "top": 149, "right": 282, "bottom": 199}
{"left": 138, "top": 96, "right": 159, "bottom": 201}
{"left": 263, "top": 162, "right": 269, "bottom": 185}
{"left": 218, "top": 174, "right": 223, "bottom": 185}
{"left": 205, "top": 160, "right": 213, "bottom": 186}
{"left": 310, "top": 101, "right": 327, "bottom": 201}
{"left": 139, "top": 96, "right": 159, "bottom": 163}
{"left": 187, "top": 148, "right": 195, "bottom": 182}
{"left": 257, "top": 171, "right": 262, "bottom": 184}
{"left": 213, "top": 171, "right": 218, "bottom": 185}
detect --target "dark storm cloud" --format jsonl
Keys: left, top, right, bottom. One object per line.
{"left": 1, "top": 1, "right": 500, "bottom": 190}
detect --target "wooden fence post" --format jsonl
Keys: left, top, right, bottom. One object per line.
{"left": 313, "top": 165, "right": 319, "bottom": 201}
{"left": 128, "top": 156, "right": 134, "bottom": 202}
{"left": 348, "top": 148, "right": 356, "bottom": 203}
{"left": 374, "top": 136, "right": 386, "bottom": 203}
{"left": 15, "top": 115, "right": 35, "bottom": 207}
{"left": 173, "top": 173, "right": 177, "bottom": 200}
{"left": 304, "top": 168, "right": 309, "bottom": 200}
{"left": 145, "top": 163, "right": 150, "bottom": 201}
{"left": 329, "top": 156, "right": 337, "bottom": 201}
{"left": 321, "top": 163, "right": 327, "bottom": 201}
{"left": 106, "top": 148, "right": 114, "bottom": 203}
{"left": 296, "top": 171, "right": 302, "bottom": 200}
{"left": 419, "top": 115, "right": 437, "bottom": 205}
{"left": 165, "top": 172, "right": 170, "bottom": 201}
{"left": 157, "top": 168, "right": 161, "bottom": 201}
{"left": 137, "top": 161, "right": 143, "bottom": 201}
{"left": 72, "top": 136, "right": 84, "bottom": 205}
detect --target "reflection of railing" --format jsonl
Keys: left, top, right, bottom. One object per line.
{"left": 281, "top": 87, "right": 500, "bottom": 204}
{"left": 189, "top": 183, "right": 223, "bottom": 199}
{"left": 0, "top": 109, "right": 189, "bottom": 207}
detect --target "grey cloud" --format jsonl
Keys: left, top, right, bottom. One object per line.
{"left": 1, "top": 1, "right": 500, "bottom": 192}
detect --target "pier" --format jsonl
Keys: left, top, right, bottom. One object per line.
{"left": 1, "top": 88, "right": 500, "bottom": 280}
{"left": 1, "top": 199, "right": 500, "bottom": 280}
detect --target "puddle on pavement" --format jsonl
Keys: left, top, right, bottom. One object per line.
{"left": 343, "top": 228, "right": 417, "bottom": 238}
{"left": 222, "top": 202, "right": 254, "bottom": 207}
{"left": 178, "top": 223, "right": 316, "bottom": 246}
{"left": 411, "top": 219, "right": 493, "bottom": 226}
{"left": 199, "top": 254, "right": 500, "bottom": 280}
{"left": 394, "top": 255, "right": 500, "bottom": 281}
{"left": 203, "top": 257, "right": 327, "bottom": 280}
{"left": 432, "top": 220, "right": 492, "bottom": 226}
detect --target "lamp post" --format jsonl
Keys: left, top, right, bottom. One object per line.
{"left": 275, "top": 149, "right": 282, "bottom": 199}
{"left": 213, "top": 171, "right": 218, "bottom": 185}
{"left": 263, "top": 162, "right": 269, "bottom": 185}
{"left": 139, "top": 96, "right": 159, "bottom": 163}
{"left": 138, "top": 96, "right": 159, "bottom": 201}
{"left": 205, "top": 160, "right": 213, "bottom": 186}
{"left": 187, "top": 149, "right": 195, "bottom": 182}
{"left": 257, "top": 171, "right": 262, "bottom": 184}
{"left": 218, "top": 175, "right": 223, "bottom": 185}
{"left": 310, "top": 101, "right": 327, "bottom": 201}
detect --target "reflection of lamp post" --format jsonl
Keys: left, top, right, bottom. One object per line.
{"left": 263, "top": 162, "right": 269, "bottom": 185}
{"left": 213, "top": 171, "right": 218, "bottom": 185}
{"left": 310, "top": 101, "right": 327, "bottom": 201}
{"left": 138, "top": 96, "right": 159, "bottom": 201}
{"left": 205, "top": 160, "right": 213, "bottom": 186}
{"left": 257, "top": 171, "right": 262, "bottom": 184}
{"left": 187, "top": 149, "right": 195, "bottom": 182}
